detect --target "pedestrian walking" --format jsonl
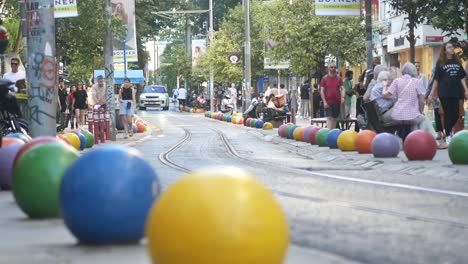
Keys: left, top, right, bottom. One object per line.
{"left": 73, "top": 82, "right": 88, "bottom": 130}
{"left": 300, "top": 80, "right": 310, "bottom": 119}
{"left": 119, "top": 77, "right": 137, "bottom": 139}
{"left": 344, "top": 70, "right": 354, "bottom": 118}
{"left": 428, "top": 42, "right": 468, "bottom": 145}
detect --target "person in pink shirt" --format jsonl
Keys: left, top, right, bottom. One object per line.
{"left": 382, "top": 63, "right": 437, "bottom": 140}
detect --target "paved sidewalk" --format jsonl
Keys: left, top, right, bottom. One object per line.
{"left": 195, "top": 112, "right": 468, "bottom": 180}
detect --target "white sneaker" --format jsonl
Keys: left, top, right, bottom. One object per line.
{"left": 446, "top": 136, "right": 452, "bottom": 145}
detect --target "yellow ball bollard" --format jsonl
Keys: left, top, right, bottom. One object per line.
{"left": 337, "top": 130, "right": 358, "bottom": 151}
{"left": 146, "top": 167, "right": 289, "bottom": 264}
{"left": 263, "top": 122, "right": 273, "bottom": 130}
{"left": 63, "top": 133, "right": 81, "bottom": 150}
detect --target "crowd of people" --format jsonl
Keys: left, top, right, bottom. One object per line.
{"left": 57, "top": 75, "right": 138, "bottom": 140}
{"left": 291, "top": 42, "right": 468, "bottom": 149}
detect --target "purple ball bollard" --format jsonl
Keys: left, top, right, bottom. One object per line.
{"left": 303, "top": 126, "right": 317, "bottom": 143}
{"left": 371, "top": 133, "right": 400, "bottom": 158}
{"left": 0, "top": 143, "right": 24, "bottom": 190}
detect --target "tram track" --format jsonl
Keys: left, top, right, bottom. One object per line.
{"left": 158, "top": 127, "right": 191, "bottom": 173}
{"left": 157, "top": 125, "right": 468, "bottom": 230}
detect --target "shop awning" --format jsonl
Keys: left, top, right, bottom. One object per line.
{"left": 93, "top": 70, "right": 145, "bottom": 84}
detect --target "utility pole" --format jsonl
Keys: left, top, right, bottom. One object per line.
{"left": 185, "top": 16, "right": 191, "bottom": 91}
{"left": 153, "top": 39, "right": 156, "bottom": 84}
{"left": 26, "top": 0, "right": 57, "bottom": 137}
{"left": 243, "top": 0, "right": 252, "bottom": 112}
{"left": 104, "top": 0, "right": 116, "bottom": 141}
{"left": 209, "top": 0, "right": 214, "bottom": 112}
{"left": 365, "top": 0, "right": 373, "bottom": 71}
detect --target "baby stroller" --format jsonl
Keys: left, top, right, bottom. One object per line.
{"left": 219, "top": 94, "right": 234, "bottom": 114}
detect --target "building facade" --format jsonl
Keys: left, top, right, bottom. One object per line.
{"left": 372, "top": 0, "right": 467, "bottom": 79}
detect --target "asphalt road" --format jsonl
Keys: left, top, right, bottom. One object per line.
{"left": 1, "top": 107, "right": 468, "bottom": 264}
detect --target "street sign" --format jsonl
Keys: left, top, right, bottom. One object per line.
{"left": 54, "top": 0, "right": 79, "bottom": 18}
{"left": 315, "top": 0, "right": 361, "bottom": 16}
{"left": 228, "top": 53, "right": 239, "bottom": 65}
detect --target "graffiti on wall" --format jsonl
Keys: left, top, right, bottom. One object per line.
{"left": 26, "top": 0, "right": 57, "bottom": 131}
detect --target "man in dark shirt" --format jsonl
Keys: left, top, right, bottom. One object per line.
{"left": 57, "top": 78, "right": 68, "bottom": 131}
{"left": 300, "top": 80, "right": 310, "bottom": 119}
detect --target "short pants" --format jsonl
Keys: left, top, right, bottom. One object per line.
{"left": 326, "top": 103, "right": 341, "bottom": 118}
{"left": 120, "top": 100, "right": 134, "bottom": 116}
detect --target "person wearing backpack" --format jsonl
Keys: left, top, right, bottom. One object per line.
{"left": 320, "top": 64, "right": 345, "bottom": 129}
{"left": 299, "top": 80, "right": 310, "bottom": 119}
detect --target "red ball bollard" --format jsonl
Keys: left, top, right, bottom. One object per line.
{"left": 88, "top": 108, "right": 94, "bottom": 133}
{"left": 105, "top": 108, "right": 110, "bottom": 140}
{"left": 93, "top": 108, "right": 100, "bottom": 145}
{"left": 99, "top": 109, "right": 105, "bottom": 143}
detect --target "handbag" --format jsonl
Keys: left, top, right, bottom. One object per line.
{"left": 126, "top": 101, "right": 132, "bottom": 110}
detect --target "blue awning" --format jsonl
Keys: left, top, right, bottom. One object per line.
{"left": 93, "top": 70, "right": 145, "bottom": 84}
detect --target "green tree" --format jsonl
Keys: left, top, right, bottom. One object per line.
{"left": 384, "top": 0, "right": 432, "bottom": 63}
{"left": 423, "top": 0, "right": 467, "bottom": 59}
{"left": 1, "top": 0, "right": 24, "bottom": 56}
{"left": 159, "top": 42, "right": 191, "bottom": 93}
{"left": 265, "top": 0, "right": 365, "bottom": 76}
{"left": 192, "top": 1, "right": 267, "bottom": 86}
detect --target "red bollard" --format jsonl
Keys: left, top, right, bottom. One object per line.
{"left": 88, "top": 108, "right": 94, "bottom": 133}
{"left": 99, "top": 109, "right": 105, "bottom": 143}
{"left": 93, "top": 108, "right": 100, "bottom": 145}
{"left": 105, "top": 108, "right": 110, "bottom": 140}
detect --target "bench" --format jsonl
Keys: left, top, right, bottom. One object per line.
{"left": 311, "top": 117, "right": 359, "bottom": 132}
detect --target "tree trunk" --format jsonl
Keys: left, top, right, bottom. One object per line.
{"left": 408, "top": 13, "right": 416, "bottom": 63}
{"left": 14, "top": 23, "right": 22, "bottom": 53}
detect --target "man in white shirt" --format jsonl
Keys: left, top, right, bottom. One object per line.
{"left": 3, "top": 58, "right": 26, "bottom": 94}
{"left": 228, "top": 83, "right": 237, "bottom": 111}
{"left": 92, "top": 75, "right": 107, "bottom": 108}
{"left": 177, "top": 87, "right": 187, "bottom": 107}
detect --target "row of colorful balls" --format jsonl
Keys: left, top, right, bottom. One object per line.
{"left": 278, "top": 124, "right": 468, "bottom": 164}
{"left": 205, "top": 111, "right": 244, "bottom": 125}
{"left": 0, "top": 137, "right": 289, "bottom": 263}
{"left": 180, "top": 105, "right": 205, "bottom": 113}
{"left": 204, "top": 111, "right": 275, "bottom": 130}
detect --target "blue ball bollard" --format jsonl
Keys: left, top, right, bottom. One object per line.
{"left": 72, "top": 131, "right": 86, "bottom": 151}
{"left": 59, "top": 145, "right": 161, "bottom": 244}
{"left": 287, "top": 125, "right": 298, "bottom": 139}
{"left": 255, "top": 120, "right": 264, "bottom": 129}
{"left": 326, "top": 129, "right": 342, "bottom": 149}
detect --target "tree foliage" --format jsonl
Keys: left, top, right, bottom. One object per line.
{"left": 264, "top": 0, "right": 365, "bottom": 76}
{"left": 159, "top": 42, "right": 191, "bottom": 93}
{"left": 384, "top": 0, "right": 433, "bottom": 63}
{"left": 191, "top": 1, "right": 266, "bottom": 85}
{"left": 424, "top": 0, "right": 467, "bottom": 36}
{"left": 423, "top": 0, "right": 467, "bottom": 60}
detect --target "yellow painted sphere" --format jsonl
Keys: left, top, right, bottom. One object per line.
{"left": 231, "top": 116, "right": 237, "bottom": 124}
{"left": 63, "top": 133, "right": 81, "bottom": 150}
{"left": 146, "top": 167, "right": 289, "bottom": 264}
{"left": 263, "top": 122, "right": 273, "bottom": 130}
{"left": 232, "top": 111, "right": 238, "bottom": 116}
{"left": 337, "top": 130, "right": 358, "bottom": 151}
{"left": 293, "top": 127, "right": 305, "bottom": 141}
